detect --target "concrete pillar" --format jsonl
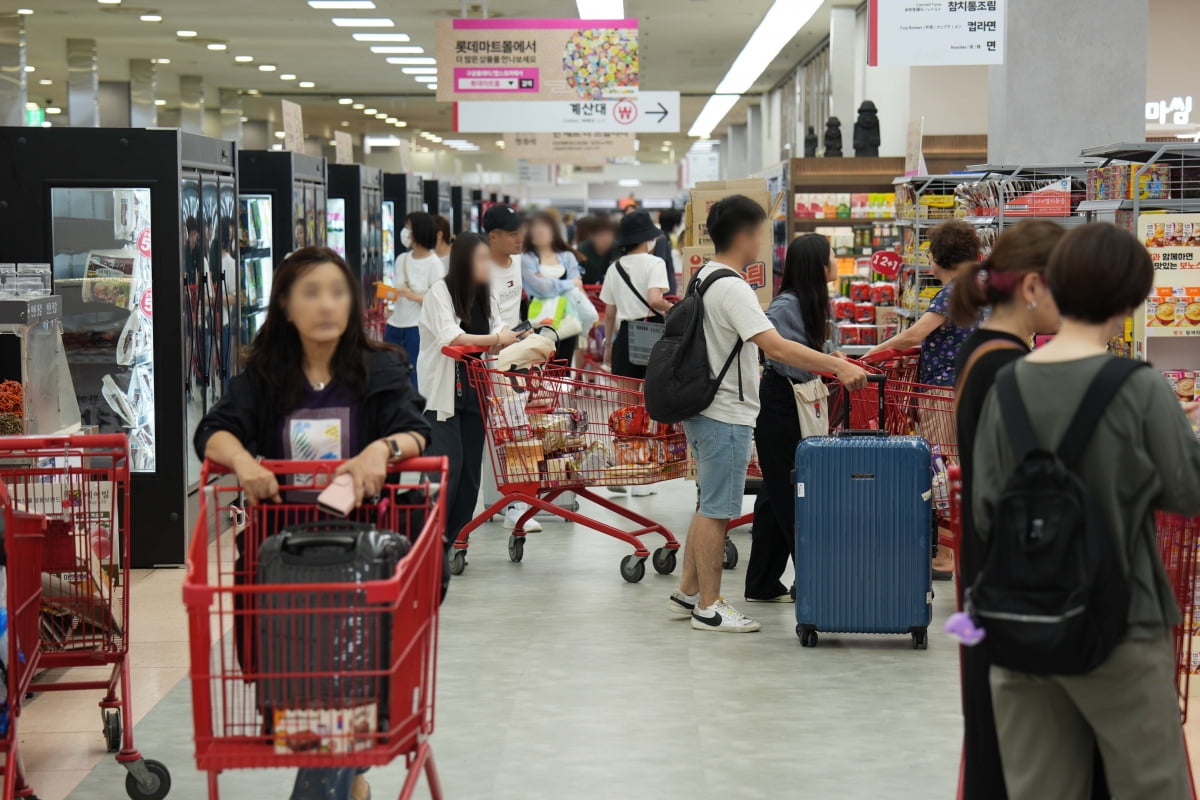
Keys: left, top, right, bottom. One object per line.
{"left": 218, "top": 88, "right": 242, "bottom": 144}
{"left": 828, "top": 6, "right": 857, "bottom": 130}
{"left": 0, "top": 15, "right": 25, "bottom": 127}
{"left": 179, "top": 75, "right": 204, "bottom": 134}
{"left": 99, "top": 81, "right": 129, "bottom": 127}
{"left": 725, "top": 123, "right": 748, "bottom": 179}
{"left": 129, "top": 58, "right": 156, "bottom": 127}
{"left": 241, "top": 120, "right": 269, "bottom": 150}
{"left": 746, "top": 103, "right": 764, "bottom": 174}
{"left": 67, "top": 38, "right": 99, "bottom": 127}
{"left": 988, "top": 0, "right": 1147, "bottom": 163}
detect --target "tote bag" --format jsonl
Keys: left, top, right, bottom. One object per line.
{"left": 792, "top": 377, "right": 830, "bottom": 438}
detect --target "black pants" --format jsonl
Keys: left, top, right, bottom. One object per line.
{"left": 425, "top": 378, "right": 485, "bottom": 550}
{"left": 611, "top": 321, "right": 646, "bottom": 380}
{"left": 745, "top": 370, "right": 800, "bottom": 600}
{"left": 555, "top": 334, "right": 577, "bottom": 364}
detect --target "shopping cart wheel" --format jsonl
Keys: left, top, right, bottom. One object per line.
{"left": 651, "top": 547, "right": 677, "bottom": 575}
{"left": 102, "top": 709, "right": 121, "bottom": 752}
{"left": 449, "top": 549, "right": 467, "bottom": 575}
{"left": 619, "top": 554, "right": 646, "bottom": 583}
{"left": 797, "top": 625, "right": 818, "bottom": 647}
{"left": 911, "top": 629, "right": 928, "bottom": 650}
{"left": 125, "top": 759, "right": 171, "bottom": 800}
{"left": 507, "top": 535, "right": 525, "bottom": 563}
{"left": 722, "top": 538, "right": 738, "bottom": 570}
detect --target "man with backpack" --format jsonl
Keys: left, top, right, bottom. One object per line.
{"left": 646, "top": 194, "right": 868, "bottom": 633}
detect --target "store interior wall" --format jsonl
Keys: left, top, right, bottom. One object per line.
{"left": 1146, "top": 0, "right": 1195, "bottom": 136}
{"left": 910, "top": 66, "right": 988, "bottom": 136}
{"left": 98, "top": 81, "right": 129, "bottom": 128}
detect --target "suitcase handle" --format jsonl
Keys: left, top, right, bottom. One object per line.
{"left": 834, "top": 373, "right": 887, "bottom": 433}
{"left": 279, "top": 520, "right": 376, "bottom": 555}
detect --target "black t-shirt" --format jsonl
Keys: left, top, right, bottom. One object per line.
{"left": 953, "top": 328, "right": 1028, "bottom": 595}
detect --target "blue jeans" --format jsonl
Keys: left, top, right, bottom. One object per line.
{"left": 683, "top": 415, "right": 754, "bottom": 520}
{"left": 384, "top": 324, "right": 420, "bottom": 390}
{"left": 291, "top": 768, "right": 367, "bottom": 799}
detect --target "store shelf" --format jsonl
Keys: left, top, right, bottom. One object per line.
{"left": 241, "top": 246, "right": 272, "bottom": 259}
{"left": 795, "top": 217, "right": 896, "bottom": 226}
{"left": 1078, "top": 198, "right": 1200, "bottom": 213}
{"left": 895, "top": 306, "right": 921, "bottom": 319}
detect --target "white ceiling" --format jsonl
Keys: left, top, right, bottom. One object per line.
{"left": 15, "top": 0, "right": 846, "bottom": 161}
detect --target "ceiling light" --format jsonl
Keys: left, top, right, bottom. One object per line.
{"left": 633, "top": 138, "right": 640, "bottom": 150}
{"left": 207, "top": 43, "right": 227, "bottom": 51}
{"left": 419, "top": 132, "right": 433, "bottom": 139}
{"left": 234, "top": 55, "right": 254, "bottom": 63}
{"left": 662, "top": 140, "right": 672, "bottom": 146}
{"left": 338, "top": 97, "right": 354, "bottom": 105}
{"left": 427, "top": 135, "right": 442, "bottom": 143}
{"left": 375, "top": 112, "right": 388, "bottom": 119}
{"left": 365, "top": 135, "right": 401, "bottom": 147}
{"left": 41, "top": 120, "right": 51, "bottom": 128}
{"left": 328, "top": 139, "right": 337, "bottom": 146}
{"left": 258, "top": 64, "right": 277, "bottom": 72}
{"left": 388, "top": 58, "right": 436, "bottom": 66}
{"left": 153, "top": 57, "right": 170, "bottom": 64}
{"left": 98, "top": 0, "right": 122, "bottom": 4}
{"left": 393, "top": 120, "right": 407, "bottom": 127}
{"left": 45, "top": 107, "right": 62, "bottom": 115}
{"left": 369, "top": 46, "right": 423, "bottom": 54}
{"left": 246, "top": 88, "right": 260, "bottom": 95}
{"left": 308, "top": 0, "right": 376, "bottom": 7}
{"left": 154, "top": 99, "right": 167, "bottom": 106}
{"left": 38, "top": 79, "right": 52, "bottom": 85}
{"left": 23, "top": 65, "right": 33, "bottom": 73}
{"left": 176, "top": 29, "right": 197, "bottom": 37}
{"left": 618, "top": 178, "right": 641, "bottom": 188}
{"left": 298, "top": 81, "right": 315, "bottom": 88}
{"left": 402, "top": 68, "right": 438, "bottom": 76}
{"left": 576, "top": 0, "right": 625, "bottom": 17}
{"left": 24, "top": 102, "right": 36, "bottom": 111}
{"left": 272, "top": 143, "right": 283, "bottom": 151}
{"left": 413, "top": 76, "right": 437, "bottom": 83}
{"left": 385, "top": 116, "right": 397, "bottom": 123}
{"left": 688, "top": 94, "right": 740, "bottom": 139}
{"left": 340, "top": 120, "right": 350, "bottom": 126}
{"left": 426, "top": 84, "right": 438, "bottom": 90}
{"left": 495, "top": 140, "right": 505, "bottom": 147}
{"left": 16, "top": 9, "right": 33, "bottom": 15}
{"left": 240, "top": 115, "right": 248, "bottom": 122}
{"left": 280, "top": 73, "right": 297, "bottom": 80}
{"left": 351, "top": 33, "right": 410, "bottom": 42}
{"left": 274, "top": 131, "right": 286, "bottom": 139}
{"left": 352, "top": 103, "right": 365, "bottom": 109}
{"left": 139, "top": 14, "right": 162, "bottom": 22}
{"left": 331, "top": 17, "right": 393, "bottom": 27}
{"left": 363, "top": 107, "right": 377, "bottom": 115}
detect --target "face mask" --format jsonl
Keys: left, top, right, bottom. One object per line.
{"left": 400, "top": 228, "right": 412, "bottom": 248}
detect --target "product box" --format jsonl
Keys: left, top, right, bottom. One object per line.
{"left": 875, "top": 305, "right": 901, "bottom": 328}
{"left": 1147, "top": 286, "right": 1200, "bottom": 328}
{"left": 691, "top": 179, "right": 773, "bottom": 245}
{"left": 273, "top": 703, "right": 377, "bottom": 755}
{"left": 1162, "top": 371, "right": 1198, "bottom": 402}
{"left": 681, "top": 244, "right": 773, "bottom": 308}
{"left": 1004, "top": 178, "right": 1073, "bottom": 217}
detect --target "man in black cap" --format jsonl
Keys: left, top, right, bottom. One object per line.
{"left": 482, "top": 204, "right": 526, "bottom": 329}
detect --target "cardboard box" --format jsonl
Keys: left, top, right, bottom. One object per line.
{"left": 689, "top": 178, "right": 775, "bottom": 245}
{"left": 680, "top": 244, "right": 773, "bottom": 308}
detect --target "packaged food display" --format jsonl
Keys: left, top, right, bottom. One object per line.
{"left": 855, "top": 303, "right": 876, "bottom": 324}
{"left": 833, "top": 296, "right": 856, "bottom": 321}
{"left": 849, "top": 281, "right": 872, "bottom": 303}
{"left": 870, "top": 282, "right": 896, "bottom": 305}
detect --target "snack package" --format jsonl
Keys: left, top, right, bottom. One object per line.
{"left": 832, "top": 296, "right": 856, "bottom": 321}
{"left": 849, "top": 281, "right": 872, "bottom": 303}
{"left": 551, "top": 433, "right": 588, "bottom": 457}
{"left": 500, "top": 440, "right": 544, "bottom": 479}
{"left": 854, "top": 303, "right": 876, "bottom": 324}
{"left": 572, "top": 441, "right": 613, "bottom": 476}
{"left": 614, "top": 437, "right": 653, "bottom": 466}
{"left": 609, "top": 405, "right": 672, "bottom": 437}
{"left": 273, "top": 703, "right": 377, "bottom": 755}
{"left": 544, "top": 457, "right": 572, "bottom": 482}
{"left": 655, "top": 433, "right": 689, "bottom": 463}
{"left": 1164, "top": 371, "right": 1197, "bottom": 403}
{"left": 870, "top": 282, "right": 896, "bottom": 305}
{"left": 487, "top": 392, "right": 531, "bottom": 439}
{"left": 551, "top": 407, "right": 589, "bottom": 432}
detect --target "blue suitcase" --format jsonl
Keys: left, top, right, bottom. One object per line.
{"left": 793, "top": 398, "right": 933, "bottom": 649}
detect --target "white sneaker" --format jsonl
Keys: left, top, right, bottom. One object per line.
{"left": 691, "top": 599, "right": 761, "bottom": 633}
{"left": 503, "top": 503, "right": 543, "bottom": 532}
{"left": 630, "top": 485, "right": 656, "bottom": 497}
{"left": 667, "top": 591, "right": 698, "bottom": 618}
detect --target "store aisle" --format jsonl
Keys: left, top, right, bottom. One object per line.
{"left": 45, "top": 480, "right": 970, "bottom": 800}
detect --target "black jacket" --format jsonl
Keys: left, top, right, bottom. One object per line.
{"left": 193, "top": 349, "right": 431, "bottom": 460}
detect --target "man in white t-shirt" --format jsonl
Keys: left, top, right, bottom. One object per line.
{"left": 483, "top": 204, "right": 526, "bottom": 328}
{"left": 668, "top": 195, "right": 868, "bottom": 633}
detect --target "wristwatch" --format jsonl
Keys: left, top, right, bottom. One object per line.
{"left": 384, "top": 437, "right": 404, "bottom": 460}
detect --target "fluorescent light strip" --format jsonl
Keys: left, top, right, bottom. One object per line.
{"left": 687, "top": 95, "right": 740, "bottom": 139}
{"left": 401, "top": 67, "right": 438, "bottom": 75}
{"left": 234, "top": 55, "right": 254, "bottom": 62}
{"left": 369, "top": 46, "right": 423, "bottom": 54}
{"left": 351, "top": 33, "right": 410, "bottom": 42}
{"left": 413, "top": 76, "right": 437, "bottom": 83}
{"left": 299, "top": 81, "right": 316, "bottom": 88}
{"left": 331, "top": 17, "right": 393, "bottom": 27}
{"left": 575, "top": 0, "right": 624, "bottom": 17}
{"left": 308, "top": 0, "right": 375, "bottom": 8}
{"left": 387, "top": 57, "right": 436, "bottom": 65}
{"left": 140, "top": 14, "right": 162, "bottom": 22}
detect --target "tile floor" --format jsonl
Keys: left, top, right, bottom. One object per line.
{"left": 9, "top": 479, "right": 1199, "bottom": 799}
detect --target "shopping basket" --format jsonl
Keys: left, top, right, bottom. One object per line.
{"left": 184, "top": 456, "right": 448, "bottom": 800}
{"left": 0, "top": 434, "right": 169, "bottom": 800}
{"left": 444, "top": 346, "right": 681, "bottom": 583}
{"left": 625, "top": 317, "right": 664, "bottom": 366}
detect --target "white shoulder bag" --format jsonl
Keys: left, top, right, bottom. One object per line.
{"left": 791, "top": 376, "right": 830, "bottom": 438}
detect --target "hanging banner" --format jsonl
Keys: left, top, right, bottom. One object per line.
{"left": 868, "top": 0, "right": 1005, "bottom": 67}
{"left": 334, "top": 131, "right": 354, "bottom": 165}
{"left": 1139, "top": 213, "right": 1200, "bottom": 338}
{"left": 281, "top": 100, "right": 305, "bottom": 153}
{"left": 456, "top": 90, "right": 678, "bottom": 133}
{"left": 504, "top": 132, "right": 635, "bottom": 164}
{"left": 436, "top": 17, "right": 638, "bottom": 103}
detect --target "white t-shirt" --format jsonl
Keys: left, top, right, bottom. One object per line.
{"left": 490, "top": 255, "right": 524, "bottom": 328}
{"left": 417, "top": 279, "right": 503, "bottom": 421}
{"left": 599, "top": 253, "right": 670, "bottom": 325}
{"left": 388, "top": 251, "right": 446, "bottom": 329}
{"left": 694, "top": 261, "right": 774, "bottom": 427}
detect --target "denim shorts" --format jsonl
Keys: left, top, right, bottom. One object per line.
{"left": 684, "top": 415, "right": 754, "bottom": 520}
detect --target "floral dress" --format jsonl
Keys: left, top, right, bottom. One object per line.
{"left": 917, "top": 282, "right": 976, "bottom": 387}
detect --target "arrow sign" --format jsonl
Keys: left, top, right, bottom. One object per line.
{"left": 456, "top": 91, "right": 681, "bottom": 134}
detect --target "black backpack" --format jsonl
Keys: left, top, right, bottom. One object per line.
{"left": 644, "top": 267, "right": 742, "bottom": 424}
{"left": 968, "top": 357, "right": 1147, "bottom": 675}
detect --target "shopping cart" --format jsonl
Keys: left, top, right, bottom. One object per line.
{"left": 860, "top": 347, "right": 921, "bottom": 386}
{"left": 184, "top": 456, "right": 448, "bottom": 800}
{"left": 0, "top": 482, "right": 46, "bottom": 800}
{"left": 580, "top": 284, "right": 606, "bottom": 372}
{"left": 0, "top": 434, "right": 168, "bottom": 800}
{"left": 364, "top": 302, "right": 389, "bottom": 342}
{"left": 445, "top": 346, "right": 681, "bottom": 583}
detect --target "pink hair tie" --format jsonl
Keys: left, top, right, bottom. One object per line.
{"left": 986, "top": 270, "right": 1022, "bottom": 294}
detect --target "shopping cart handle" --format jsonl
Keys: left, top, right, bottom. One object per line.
{"left": 442, "top": 345, "right": 489, "bottom": 360}
{"left": 0, "top": 433, "right": 129, "bottom": 457}
{"left": 201, "top": 455, "right": 450, "bottom": 479}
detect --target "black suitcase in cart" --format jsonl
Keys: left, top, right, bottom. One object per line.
{"left": 255, "top": 521, "right": 410, "bottom": 728}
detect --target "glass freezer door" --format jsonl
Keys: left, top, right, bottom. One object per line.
{"left": 239, "top": 194, "right": 272, "bottom": 349}
{"left": 382, "top": 200, "right": 396, "bottom": 287}
{"left": 50, "top": 187, "right": 157, "bottom": 472}
{"left": 327, "top": 198, "right": 347, "bottom": 258}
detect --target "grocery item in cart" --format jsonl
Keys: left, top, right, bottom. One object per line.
{"left": 614, "top": 433, "right": 687, "bottom": 465}
{"left": 609, "top": 405, "right": 677, "bottom": 437}
{"left": 486, "top": 392, "right": 533, "bottom": 444}
{"left": 501, "top": 439, "right": 544, "bottom": 479}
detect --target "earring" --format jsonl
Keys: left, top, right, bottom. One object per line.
{"left": 1027, "top": 301, "right": 1038, "bottom": 311}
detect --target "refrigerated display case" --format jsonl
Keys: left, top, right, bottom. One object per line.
{"left": 382, "top": 200, "right": 396, "bottom": 288}
{"left": 328, "top": 164, "right": 383, "bottom": 298}
{"left": 238, "top": 149, "right": 326, "bottom": 256}
{"left": 0, "top": 127, "right": 238, "bottom": 567}
{"left": 326, "top": 197, "right": 347, "bottom": 258}
{"left": 383, "top": 173, "right": 425, "bottom": 266}
{"left": 470, "top": 189, "right": 484, "bottom": 233}
{"left": 451, "top": 185, "right": 468, "bottom": 236}
{"left": 424, "top": 179, "right": 453, "bottom": 225}
{"left": 239, "top": 194, "right": 272, "bottom": 346}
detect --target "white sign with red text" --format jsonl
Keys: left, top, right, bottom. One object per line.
{"left": 455, "top": 90, "right": 679, "bottom": 133}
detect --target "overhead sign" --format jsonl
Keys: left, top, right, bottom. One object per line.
{"left": 436, "top": 17, "right": 638, "bottom": 103}
{"left": 868, "top": 0, "right": 1005, "bottom": 67}
{"left": 517, "top": 161, "right": 554, "bottom": 184}
{"left": 281, "top": 100, "right": 305, "bottom": 154}
{"left": 456, "top": 90, "right": 679, "bottom": 133}
{"left": 504, "top": 132, "right": 635, "bottom": 164}
{"left": 334, "top": 131, "right": 353, "bottom": 165}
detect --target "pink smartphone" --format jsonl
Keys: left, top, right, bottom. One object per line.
{"left": 317, "top": 474, "right": 356, "bottom": 517}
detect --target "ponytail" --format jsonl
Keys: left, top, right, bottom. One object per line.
{"left": 948, "top": 219, "right": 1066, "bottom": 327}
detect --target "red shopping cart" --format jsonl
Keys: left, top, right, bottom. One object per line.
{"left": 580, "top": 284, "right": 607, "bottom": 372}
{"left": 444, "top": 346, "right": 681, "bottom": 583}
{"left": 0, "top": 434, "right": 168, "bottom": 799}
{"left": 184, "top": 456, "right": 448, "bottom": 799}
{"left": 364, "top": 302, "right": 389, "bottom": 342}
{"left": 0, "top": 482, "right": 46, "bottom": 800}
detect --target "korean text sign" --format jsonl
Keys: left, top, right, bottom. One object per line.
{"left": 436, "top": 18, "right": 638, "bottom": 102}
{"left": 868, "top": 0, "right": 1005, "bottom": 67}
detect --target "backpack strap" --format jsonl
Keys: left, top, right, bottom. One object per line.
{"left": 696, "top": 267, "right": 746, "bottom": 400}
{"left": 1056, "top": 358, "right": 1148, "bottom": 469}
{"left": 614, "top": 260, "right": 655, "bottom": 315}
{"left": 995, "top": 363, "right": 1040, "bottom": 463}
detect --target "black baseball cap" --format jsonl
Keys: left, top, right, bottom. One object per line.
{"left": 482, "top": 204, "right": 524, "bottom": 233}
{"left": 618, "top": 210, "right": 663, "bottom": 247}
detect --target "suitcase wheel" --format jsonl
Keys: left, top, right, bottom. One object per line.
{"left": 722, "top": 538, "right": 738, "bottom": 570}
{"left": 797, "top": 625, "right": 818, "bottom": 647}
{"left": 619, "top": 554, "right": 646, "bottom": 583}
{"left": 911, "top": 629, "right": 928, "bottom": 650}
